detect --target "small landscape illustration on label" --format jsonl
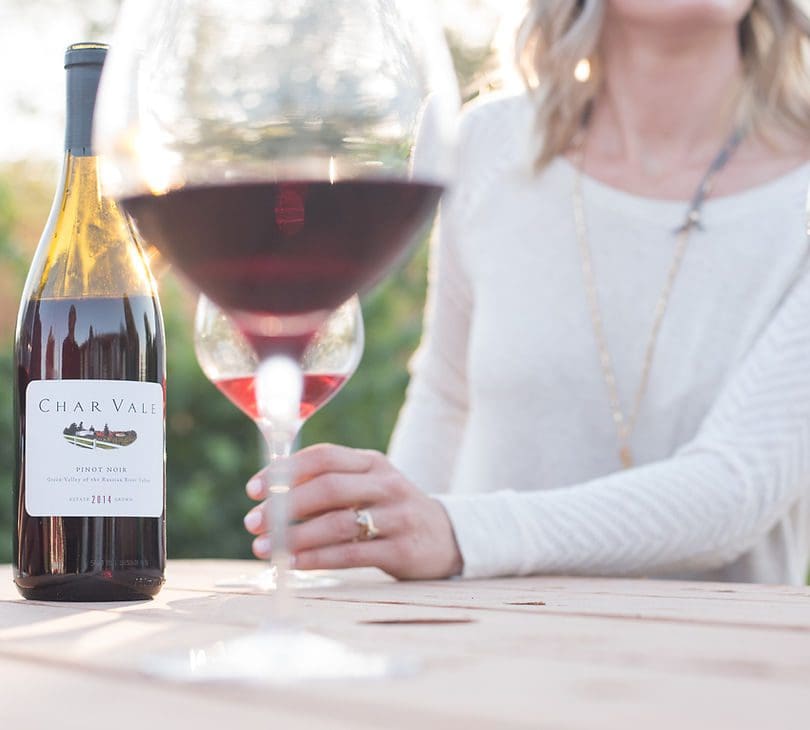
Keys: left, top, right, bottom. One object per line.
{"left": 62, "top": 421, "right": 138, "bottom": 450}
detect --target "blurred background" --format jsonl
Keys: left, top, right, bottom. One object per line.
{"left": 0, "top": 0, "right": 525, "bottom": 562}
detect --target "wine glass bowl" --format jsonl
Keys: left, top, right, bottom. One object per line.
{"left": 97, "top": 0, "right": 456, "bottom": 333}
{"left": 98, "top": 0, "right": 457, "bottom": 193}
{"left": 195, "top": 293, "right": 364, "bottom": 430}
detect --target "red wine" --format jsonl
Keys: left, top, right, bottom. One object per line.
{"left": 14, "top": 295, "right": 166, "bottom": 601}
{"left": 215, "top": 373, "right": 348, "bottom": 422}
{"left": 122, "top": 180, "right": 441, "bottom": 319}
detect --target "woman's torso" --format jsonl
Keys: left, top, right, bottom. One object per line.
{"left": 447, "top": 94, "right": 809, "bottom": 581}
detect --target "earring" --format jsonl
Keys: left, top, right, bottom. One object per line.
{"left": 574, "top": 58, "right": 591, "bottom": 82}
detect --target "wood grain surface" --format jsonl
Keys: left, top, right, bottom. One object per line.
{"left": 2, "top": 560, "right": 809, "bottom": 729}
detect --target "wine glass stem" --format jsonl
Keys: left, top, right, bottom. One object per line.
{"left": 255, "top": 355, "right": 303, "bottom": 625}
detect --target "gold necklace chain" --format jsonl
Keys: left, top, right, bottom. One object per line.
{"left": 572, "top": 127, "right": 744, "bottom": 469}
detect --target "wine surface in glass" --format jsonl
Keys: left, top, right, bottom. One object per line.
{"left": 215, "top": 373, "right": 348, "bottom": 422}
{"left": 122, "top": 180, "right": 441, "bottom": 320}
{"left": 14, "top": 295, "right": 166, "bottom": 601}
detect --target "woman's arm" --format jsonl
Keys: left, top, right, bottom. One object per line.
{"left": 387, "top": 202, "right": 472, "bottom": 494}
{"left": 390, "top": 96, "right": 525, "bottom": 494}
{"left": 438, "top": 266, "right": 810, "bottom": 578}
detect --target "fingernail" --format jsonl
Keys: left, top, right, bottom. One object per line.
{"left": 246, "top": 478, "right": 263, "bottom": 499}
{"left": 254, "top": 535, "right": 271, "bottom": 557}
{"left": 243, "top": 510, "right": 262, "bottom": 532}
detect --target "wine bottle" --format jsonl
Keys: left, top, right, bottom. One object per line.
{"left": 13, "top": 43, "right": 166, "bottom": 601}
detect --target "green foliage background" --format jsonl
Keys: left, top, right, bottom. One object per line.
{"left": 0, "top": 34, "right": 495, "bottom": 564}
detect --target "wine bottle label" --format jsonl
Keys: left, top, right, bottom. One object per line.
{"left": 25, "top": 379, "right": 164, "bottom": 517}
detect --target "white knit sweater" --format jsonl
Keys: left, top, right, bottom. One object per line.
{"left": 389, "top": 93, "right": 810, "bottom": 584}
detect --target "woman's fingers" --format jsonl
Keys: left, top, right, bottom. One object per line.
{"left": 293, "top": 539, "right": 390, "bottom": 571}
{"left": 294, "top": 443, "right": 381, "bottom": 481}
{"left": 251, "top": 505, "right": 395, "bottom": 557}
{"left": 288, "top": 505, "right": 396, "bottom": 553}
{"left": 243, "top": 472, "right": 386, "bottom": 535}
{"left": 245, "top": 443, "right": 382, "bottom": 501}
{"left": 291, "top": 472, "right": 387, "bottom": 519}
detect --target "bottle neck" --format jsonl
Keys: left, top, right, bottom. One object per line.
{"left": 65, "top": 63, "right": 103, "bottom": 156}
{"left": 61, "top": 152, "right": 101, "bottom": 205}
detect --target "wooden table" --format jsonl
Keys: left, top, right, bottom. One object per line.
{"left": 2, "top": 560, "right": 809, "bottom": 729}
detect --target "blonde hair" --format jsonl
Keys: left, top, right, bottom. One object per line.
{"left": 516, "top": 0, "right": 810, "bottom": 167}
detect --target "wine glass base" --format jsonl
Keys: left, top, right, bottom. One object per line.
{"left": 143, "top": 627, "right": 417, "bottom": 684}
{"left": 216, "top": 567, "right": 341, "bottom": 591}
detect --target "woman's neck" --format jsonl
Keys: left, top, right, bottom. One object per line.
{"left": 588, "top": 19, "right": 744, "bottom": 181}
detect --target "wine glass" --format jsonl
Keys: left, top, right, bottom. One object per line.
{"left": 95, "top": 0, "right": 458, "bottom": 683}
{"left": 195, "top": 294, "right": 364, "bottom": 590}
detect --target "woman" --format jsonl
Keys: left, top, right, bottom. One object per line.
{"left": 244, "top": 0, "right": 810, "bottom": 583}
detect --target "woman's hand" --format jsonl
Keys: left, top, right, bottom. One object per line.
{"left": 243, "top": 443, "right": 463, "bottom": 580}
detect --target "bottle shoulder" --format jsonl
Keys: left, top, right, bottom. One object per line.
{"left": 22, "top": 154, "right": 159, "bottom": 302}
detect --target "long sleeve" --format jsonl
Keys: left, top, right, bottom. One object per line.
{"left": 387, "top": 201, "right": 472, "bottom": 494}
{"left": 436, "top": 265, "right": 810, "bottom": 579}
{"left": 388, "top": 94, "right": 526, "bottom": 493}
